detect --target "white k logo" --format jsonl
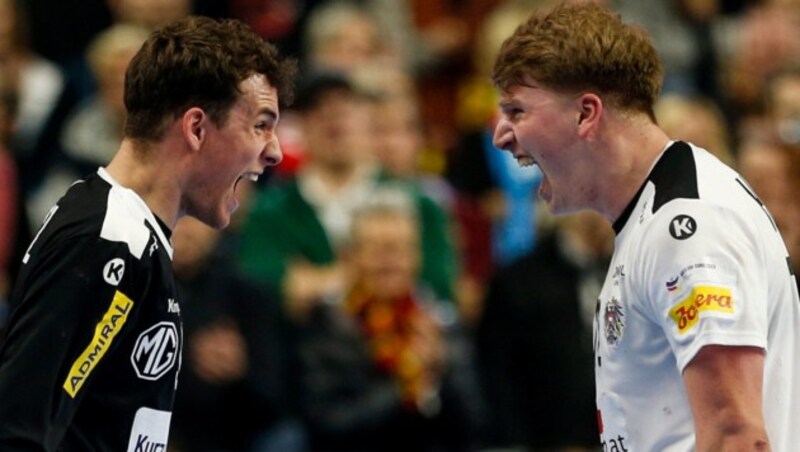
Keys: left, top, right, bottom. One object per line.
{"left": 670, "top": 215, "right": 697, "bottom": 240}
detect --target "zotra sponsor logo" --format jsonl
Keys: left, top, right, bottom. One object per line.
{"left": 131, "top": 322, "right": 179, "bottom": 380}
{"left": 669, "top": 285, "right": 734, "bottom": 334}
{"left": 63, "top": 291, "right": 133, "bottom": 397}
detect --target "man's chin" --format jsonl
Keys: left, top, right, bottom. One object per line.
{"left": 193, "top": 210, "right": 230, "bottom": 231}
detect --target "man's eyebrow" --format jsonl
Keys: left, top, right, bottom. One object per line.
{"left": 258, "top": 107, "right": 279, "bottom": 122}
{"left": 498, "top": 99, "right": 518, "bottom": 109}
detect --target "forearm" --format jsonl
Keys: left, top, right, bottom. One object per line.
{"left": 686, "top": 345, "right": 770, "bottom": 452}
{"left": 695, "top": 416, "right": 770, "bottom": 451}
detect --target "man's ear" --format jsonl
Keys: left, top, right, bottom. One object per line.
{"left": 182, "top": 107, "right": 207, "bottom": 152}
{"left": 576, "top": 93, "right": 603, "bottom": 138}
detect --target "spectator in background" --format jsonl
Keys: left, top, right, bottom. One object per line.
{"left": 299, "top": 0, "right": 468, "bottom": 77}
{"left": 302, "top": 1, "right": 391, "bottom": 75}
{"left": 224, "top": 0, "right": 318, "bottom": 60}
{"left": 738, "top": 141, "right": 800, "bottom": 282}
{"left": 255, "top": 1, "right": 385, "bottom": 179}
{"left": 170, "top": 217, "right": 306, "bottom": 452}
{"left": 735, "top": 64, "right": 800, "bottom": 279}
{"left": 60, "top": 23, "right": 150, "bottom": 175}
{"left": 357, "top": 64, "right": 454, "bottom": 211}
{"left": 446, "top": 0, "right": 543, "bottom": 327}
{"left": 26, "top": 24, "right": 150, "bottom": 228}
{"left": 295, "top": 187, "right": 483, "bottom": 452}
{"left": 655, "top": 93, "right": 735, "bottom": 167}
{"left": 0, "top": 73, "right": 21, "bottom": 337}
{"left": 237, "top": 71, "right": 457, "bottom": 324}
{"left": 368, "top": 0, "right": 468, "bottom": 77}
{"left": 106, "top": 0, "right": 191, "bottom": 30}
{"left": 19, "top": 0, "right": 190, "bottom": 202}
{"left": 20, "top": 0, "right": 111, "bottom": 99}
{"left": 0, "top": 0, "right": 67, "bottom": 193}
{"left": 612, "top": 0, "right": 707, "bottom": 96}
{"left": 763, "top": 65, "right": 800, "bottom": 149}
{"left": 355, "top": 63, "right": 462, "bottom": 321}
{"left": 717, "top": 0, "right": 800, "bottom": 130}
{"left": 476, "top": 211, "right": 612, "bottom": 450}
{"left": 236, "top": 71, "right": 374, "bottom": 322}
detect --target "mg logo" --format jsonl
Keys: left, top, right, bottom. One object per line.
{"left": 131, "top": 322, "right": 179, "bottom": 380}
{"left": 669, "top": 215, "right": 697, "bottom": 240}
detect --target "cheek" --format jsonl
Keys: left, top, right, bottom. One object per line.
{"left": 220, "top": 135, "right": 258, "bottom": 169}
{"left": 514, "top": 121, "right": 544, "bottom": 147}
{"left": 196, "top": 157, "right": 235, "bottom": 198}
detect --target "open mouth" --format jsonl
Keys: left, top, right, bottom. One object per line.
{"left": 229, "top": 172, "right": 262, "bottom": 213}
{"left": 235, "top": 172, "right": 260, "bottom": 188}
{"left": 233, "top": 172, "right": 261, "bottom": 198}
{"left": 243, "top": 172, "right": 260, "bottom": 183}
{"left": 515, "top": 155, "right": 537, "bottom": 168}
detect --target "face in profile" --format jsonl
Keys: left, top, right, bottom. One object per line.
{"left": 183, "top": 73, "right": 283, "bottom": 229}
{"left": 493, "top": 83, "right": 592, "bottom": 215}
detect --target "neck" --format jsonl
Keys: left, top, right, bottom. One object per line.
{"left": 105, "top": 139, "right": 183, "bottom": 229}
{"left": 592, "top": 117, "right": 670, "bottom": 223}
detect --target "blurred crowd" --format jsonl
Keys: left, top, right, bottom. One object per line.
{"left": 1, "top": 0, "right": 800, "bottom": 451}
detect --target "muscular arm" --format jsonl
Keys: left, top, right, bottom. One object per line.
{"left": 683, "top": 345, "right": 770, "bottom": 451}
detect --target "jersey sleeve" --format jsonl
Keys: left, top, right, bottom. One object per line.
{"left": 636, "top": 199, "right": 770, "bottom": 372}
{"left": 0, "top": 234, "right": 139, "bottom": 449}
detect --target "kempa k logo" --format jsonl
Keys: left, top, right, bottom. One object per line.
{"left": 103, "top": 258, "right": 125, "bottom": 286}
{"left": 669, "top": 215, "right": 697, "bottom": 240}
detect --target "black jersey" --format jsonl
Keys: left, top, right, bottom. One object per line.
{"left": 0, "top": 168, "right": 183, "bottom": 451}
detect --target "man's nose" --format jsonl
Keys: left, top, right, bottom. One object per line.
{"left": 263, "top": 136, "right": 283, "bottom": 167}
{"left": 493, "top": 119, "right": 514, "bottom": 151}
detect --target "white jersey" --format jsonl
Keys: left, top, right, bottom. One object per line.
{"left": 594, "top": 141, "right": 800, "bottom": 451}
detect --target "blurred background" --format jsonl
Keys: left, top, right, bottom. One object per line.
{"left": 1, "top": 0, "right": 799, "bottom": 450}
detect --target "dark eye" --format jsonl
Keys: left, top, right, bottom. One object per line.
{"left": 257, "top": 116, "right": 277, "bottom": 132}
{"left": 502, "top": 107, "right": 522, "bottom": 120}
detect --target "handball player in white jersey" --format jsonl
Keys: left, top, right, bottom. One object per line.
{"left": 491, "top": 3, "right": 800, "bottom": 450}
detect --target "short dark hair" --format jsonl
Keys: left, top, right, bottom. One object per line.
{"left": 124, "top": 16, "right": 297, "bottom": 142}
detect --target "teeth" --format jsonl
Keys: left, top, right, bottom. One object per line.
{"left": 247, "top": 173, "right": 259, "bottom": 182}
{"left": 516, "top": 156, "right": 536, "bottom": 167}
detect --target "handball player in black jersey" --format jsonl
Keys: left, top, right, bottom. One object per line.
{"left": 0, "top": 16, "right": 295, "bottom": 451}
